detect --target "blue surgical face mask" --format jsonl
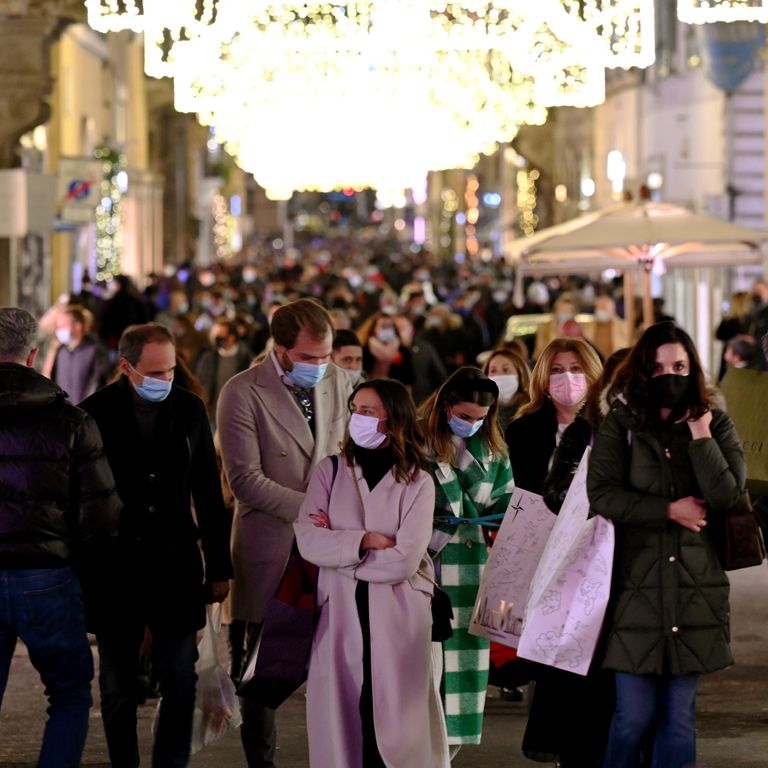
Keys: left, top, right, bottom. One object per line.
{"left": 448, "top": 413, "right": 483, "bottom": 439}
{"left": 286, "top": 355, "right": 328, "bottom": 389}
{"left": 129, "top": 363, "right": 173, "bottom": 403}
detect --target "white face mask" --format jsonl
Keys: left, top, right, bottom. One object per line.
{"left": 344, "top": 367, "right": 363, "bottom": 387}
{"left": 490, "top": 374, "right": 519, "bottom": 404}
{"left": 55, "top": 328, "right": 72, "bottom": 346}
{"left": 349, "top": 413, "right": 387, "bottom": 449}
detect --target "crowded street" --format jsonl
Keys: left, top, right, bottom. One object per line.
{"left": 3, "top": 3, "right": 768, "bottom": 768}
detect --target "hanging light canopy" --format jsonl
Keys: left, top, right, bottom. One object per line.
{"left": 85, "top": 0, "right": 145, "bottom": 33}
{"left": 85, "top": 0, "right": 656, "bottom": 199}
{"left": 677, "top": 0, "right": 768, "bottom": 23}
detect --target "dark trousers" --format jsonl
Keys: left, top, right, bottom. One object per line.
{"left": 239, "top": 623, "right": 277, "bottom": 768}
{"left": 0, "top": 567, "right": 93, "bottom": 768}
{"left": 355, "top": 581, "right": 385, "bottom": 768}
{"left": 97, "top": 623, "right": 198, "bottom": 768}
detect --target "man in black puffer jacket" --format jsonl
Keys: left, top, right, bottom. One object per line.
{"left": 0, "top": 306, "right": 121, "bottom": 768}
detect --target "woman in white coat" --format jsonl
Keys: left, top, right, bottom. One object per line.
{"left": 295, "top": 378, "right": 449, "bottom": 768}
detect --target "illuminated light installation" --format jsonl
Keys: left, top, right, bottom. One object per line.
{"left": 677, "top": 0, "right": 768, "bottom": 23}
{"left": 465, "top": 174, "right": 481, "bottom": 257}
{"left": 94, "top": 146, "right": 125, "bottom": 283}
{"left": 517, "top": 168, "right": 540, "bottom": 237}
{"left": 85, "top": 0, "right": 145, "bottom": 33}
{"left": 85, "top": 0, "right": 656, "bottom": 199}
{"left": 143, "top": 0, "right": 220, "bottom": 78}
{"left": 562, "top": 0, "right": 656, "bottom": 69}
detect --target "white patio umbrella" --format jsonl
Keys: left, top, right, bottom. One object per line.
{"left": 508, "top": 201, "right": 767, "bottom": 328}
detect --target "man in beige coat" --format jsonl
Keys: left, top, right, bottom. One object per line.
{"left": 217, "top": 298, "right": 350, "bottom": 768}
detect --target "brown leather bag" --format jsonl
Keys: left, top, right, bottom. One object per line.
{"left": 712, "top": 493, "right": 766, "bottom": 571}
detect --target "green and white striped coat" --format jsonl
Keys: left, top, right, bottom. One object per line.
{"left": 427, "top": 433, "right": 515, "bottom": 745}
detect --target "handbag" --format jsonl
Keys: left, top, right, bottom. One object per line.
{"left": 350, "top": 463, "right": 454, "bottom": 642}
{"left": 237, "top": 456, "right": 345, "bottom": 708}
{"left": 712, "top": 492, "right": 766, "bottom": 571}
{"left": 236, "top": 548, "right": 319, "bottom": 709}
{"left": 416, "top": 568, "right": 454, "bottom": 643}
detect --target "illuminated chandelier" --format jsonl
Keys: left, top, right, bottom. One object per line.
{"left": 85, "top": 1, "right": 656, "bottom": 198}
{"left": 677, "top": 0, "right": 768, "bottom": 23}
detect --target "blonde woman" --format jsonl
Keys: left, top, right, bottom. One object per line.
{"left": 504, "top": 336, "right": 602, "bottom": 765}
{"left": 482, "top": 348, "right": 531, "bottom": 431}
{"left": 505, "top": 336, "right": 602, "bottom": 496}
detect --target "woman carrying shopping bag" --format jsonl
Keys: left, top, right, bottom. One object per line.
{"left": 588, "top": 321, "right": 745, "bottom": 768}
{"left": 420, "top": 367, "right": 515, "bottom": 754}
{"left": 294, "top": 378, "right": 449, "bottom": 768}
{"left": 501, "top": 336, "right": 603, "bottom": 764}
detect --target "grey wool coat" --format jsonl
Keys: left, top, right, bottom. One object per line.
{"left": 587, "top": 400, "right": 745, "bottom": 676}
{"left": 216, "top": 354, "right": 350, "bottom": 623}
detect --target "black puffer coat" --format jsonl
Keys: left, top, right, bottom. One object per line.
{"left": 0, "top": 363, "right": 120, "bottom": 568}
{"left": 587, "top": 400, "right": 744, "bottom": 675}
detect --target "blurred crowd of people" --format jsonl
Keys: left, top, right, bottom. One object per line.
{"left": 3, "top": 234, "right": 766, "bottom": 768}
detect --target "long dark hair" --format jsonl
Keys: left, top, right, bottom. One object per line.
{"left": 342, "top": 378, "right": 427, "bottom": 483}
{"left": 614, "top": 321, "right": 710, "bottom": 427}
{"left": 419, "top": 366, "right": 506, "bottom": 465}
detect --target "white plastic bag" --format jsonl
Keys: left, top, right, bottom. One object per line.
{"left": 517, "top": 447, "right": 614, "bottom": 676}
{"left": 190, "top": 604, "right": 242, "bottom": 753}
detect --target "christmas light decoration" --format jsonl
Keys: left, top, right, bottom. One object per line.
{"left": 677, "top": 0, "right": 768, "bottom": 23}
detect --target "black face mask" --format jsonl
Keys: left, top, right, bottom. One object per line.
{"left": 215, "top": 337, "right": 228, "bottom": 350}
{"left": 649, "top": 374, "right": 690, "bottom": 408}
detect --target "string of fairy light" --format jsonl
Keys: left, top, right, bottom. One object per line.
{"left": 94, "top": 146, "right": 125, "bottom": 283}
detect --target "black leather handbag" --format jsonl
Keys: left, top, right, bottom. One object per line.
{"left": 712, "top": 492, "right": 765, "bottom": 571}
{"left": 428, "top": 580, "right": 455, "bottom": 642}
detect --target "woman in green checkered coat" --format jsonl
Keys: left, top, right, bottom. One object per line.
{"left": 420, "top": 367, "right": 515, "bottom": 751}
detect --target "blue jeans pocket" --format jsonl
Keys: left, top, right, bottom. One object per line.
{"left": 20, "top": 570, "right": 75, "bottom": 637}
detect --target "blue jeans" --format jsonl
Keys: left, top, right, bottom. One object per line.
{"left": 0, "top": 567, "right": 94, "bottom": 768}
{"left": 604, "top": 672, "right": 699, "bottom": 768}
{"left": 97, "top": 624, "right": 198, "bottom": 768}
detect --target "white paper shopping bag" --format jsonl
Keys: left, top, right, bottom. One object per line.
{"left": 517, "top": 447, "right": 614, "bottom": 676}
{"left": 469, "top": 488, "right": 556, "bottom": 648}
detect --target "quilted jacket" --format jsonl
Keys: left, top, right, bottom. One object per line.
{"left": 587, "top": 399, "right": 745, "bottom": 675}
{"left": 0, "top": 363, "right": 120, "bottom": 568}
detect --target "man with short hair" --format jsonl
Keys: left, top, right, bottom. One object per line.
{"left": 81, "top": 322, "right": 233, "bottom": 768}
{"left": 0, "top": 306, "right": 120, "bottom": 768}
{"left": 217, "top": 298, "right": 350, "bottom": 768}
{"left": 724, "top": 334, "right": 757, "bottom": 372}
{"left": 331, "top": 328, "right": 364, "bottom": 387}
{"left": 194, "top": 318, "right": 253, "bottom": 421}
{"left": 46, "top": 304, "right": 111, "bottom": 403}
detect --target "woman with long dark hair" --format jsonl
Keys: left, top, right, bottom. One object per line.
{"left": 295, "top": 378, "right": 449, "bottom": 768}
{"left": 420, "top": 367, "right": 515, "bottom": 754}
{"left": 588, "top": 322, "right": 745, "bottom": 768}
